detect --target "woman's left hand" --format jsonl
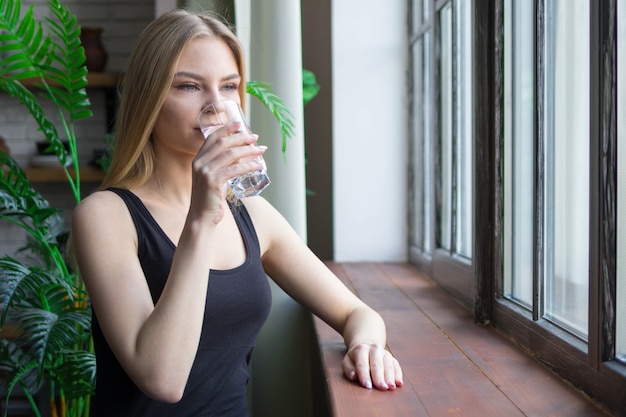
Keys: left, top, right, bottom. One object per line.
{"left": 342, "top": 343, "right": 403, "bottom": 390}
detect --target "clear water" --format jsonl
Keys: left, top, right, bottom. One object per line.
{"left": 228, "top": 169, "right": 271, "bottom": 198}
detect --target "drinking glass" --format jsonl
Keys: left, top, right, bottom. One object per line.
{"left": 198, "top": 100, "right": 271, "bottom": 198}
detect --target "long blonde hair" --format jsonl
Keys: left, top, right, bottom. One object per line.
{"left": 100, "top": 9, "right": 247, "bottom": 190}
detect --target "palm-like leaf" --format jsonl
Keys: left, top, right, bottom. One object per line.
{"left": 43, "top": 0, "right": 91, "bottom": 123}
{"left": 0, "top": 340, "right": 41, "bottom": 412}
{"left": 50, "top": 349, "right": 95, "bottom": 400}
{"left": 246, "top": 80, "right": 296, "bottom": 155}
{"left": 0, "top": 0, "right": 92, "bottom": 201}
{"left": 0, "top": 339, "right": 40, "bottom": 394}
{"left": 0, "top": 257, "right": 74, "bottom": 324}
{"left": 0, "top": 151, "right": 66, "bottom": 271}
{"left": 0, "top": 2, "right": 52, "bottom": 79}
{"left": 0, "top": 79, "right": 63, "bottom": 160}
{"left": 0, "top": 257, "right": 93, "bottom": 415}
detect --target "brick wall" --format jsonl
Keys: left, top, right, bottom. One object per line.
{"left": 1, "top": 0, "right": 154, "bottom": 260}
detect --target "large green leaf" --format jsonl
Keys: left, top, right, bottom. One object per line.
{"left": 8, "top": 292, "right": 90, "bottom": 375}
{"left": 0, "top": 0, "right": 92, "bottom": 202}
{"left": 0, "top": 340, "right": 41, "bottom": 410}
{"left": 246, "top": 80, "right": 295, "bottom": 155}
{"left": 0, "top": 2, "right": 52, "bottom": 78}
{"left": 0, "top": 151, "right": 65, "bottom": 249}
{"left": 0, "top": 257, "right": 74, "bottom": 325}
{"left": 50, "top": 349, "right": 95, "bottom": 400}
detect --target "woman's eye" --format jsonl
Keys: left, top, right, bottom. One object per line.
{"left": 177, "top": 83, "right": 199, "bottom": 91}
{"left": 223, "top": 83, "right": 238, "bottom": 91}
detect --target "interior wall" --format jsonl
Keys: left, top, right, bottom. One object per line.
{"left": 331, "top": 0, "right": 409, "bottom": 262}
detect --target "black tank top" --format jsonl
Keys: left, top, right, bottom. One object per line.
{"left": 91, "top": 188, "right": 272, "bottom": 417}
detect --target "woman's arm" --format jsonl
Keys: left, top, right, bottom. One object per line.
{"left": 71, "top": 190, "right": 219, "bottom": 402}
{"left": 244, "top": 197, "right": 403, "bottom": 390}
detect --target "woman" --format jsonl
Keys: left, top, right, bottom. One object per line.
{"left": 71, "top": 9, "right": 402, "bottom": 417}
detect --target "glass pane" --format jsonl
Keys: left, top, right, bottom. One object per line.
{"left": 412, "top": 30, "right": 433, "bottom": 254}
{"left": 423, "top": 33, "right": 433, "bottom": 253}
{"left": 439, "top": 4, "right": 453, "bottom": 250}
{"left": 414, "top": 0, "right": 423, "bottom": 29}
{"left": 412, "top": 38, "right": 425, "bottom": 249}
{"left": 455, "top": 0, "right": 473, "bottom": 258}
{"left": 617, "top": 0, "right": 626, "bottom": 361}
{"left": 543, "top": 0, "right": 590, "bottom": 339}
{"left": 503, "top": 0, "right": 534, "bottom": 308}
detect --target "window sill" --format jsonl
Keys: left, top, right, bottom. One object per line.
{"left": 311, "top": 262, "right": 613, "bottom": 416}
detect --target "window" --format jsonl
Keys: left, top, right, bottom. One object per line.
{"left": 503, "top": 0, "right": 534, "bottom": 309}
{"left": 410, "top": 0, "right": 473, "bottom": 307}
{"left": 504, "top": 0, "right": 590, "bottom": 339}
{"left": 409, "top": 0, "right": 626, "bottom": 413}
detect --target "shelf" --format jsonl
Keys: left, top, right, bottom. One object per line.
{"left": 20, "top": 72, "right": 120, "bottom": 88}
{"left": 24, "top": 166, "right": 105, "bottom": 183}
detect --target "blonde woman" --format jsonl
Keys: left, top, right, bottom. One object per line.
{"left": 71, "top": 9, "right": 402, "bottom": 416}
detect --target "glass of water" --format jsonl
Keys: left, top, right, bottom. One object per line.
{"left": 198, "top": 100, "right": 271, "bottom": 198}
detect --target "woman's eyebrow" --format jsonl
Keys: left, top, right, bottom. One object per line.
{"left": 173, "top": 71, "right": 241, "bottom": 82}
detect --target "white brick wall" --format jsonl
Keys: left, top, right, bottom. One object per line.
{"left": 1, "top": 0, "right": 154, "bottom": 258}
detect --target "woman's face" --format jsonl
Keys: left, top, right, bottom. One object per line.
{"left": 152, "top": 36, "right": 241, "bottom": 157}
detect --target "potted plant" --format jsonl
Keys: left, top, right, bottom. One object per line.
{"left": 1, "top": 0, "right": 95, "bottom": 416}
{"left": 0, "top": 1, "right": 310, "bottom": 416}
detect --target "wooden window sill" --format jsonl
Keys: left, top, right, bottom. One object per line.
{"left": 311, "top": 262, "right": 613, "bottom": 417}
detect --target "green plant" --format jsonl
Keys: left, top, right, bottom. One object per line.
{"left": 302, "top": 68, "right": 320, "bottom": 106}
{"left": 0, "top": 0, "right": 94, "bottom": 416}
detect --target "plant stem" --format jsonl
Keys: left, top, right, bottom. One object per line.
{"left": 23, "top": 389, "right": 43, "bottom": 417}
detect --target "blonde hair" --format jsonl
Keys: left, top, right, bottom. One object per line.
{"left": 100, "top": 9, "right": 247, "bottom": 190}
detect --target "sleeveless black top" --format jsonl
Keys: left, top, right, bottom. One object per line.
{"left": 92, "top": 188, "right": 272, "bottom": 417}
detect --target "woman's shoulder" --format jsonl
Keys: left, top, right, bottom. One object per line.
{"left": 73, "top": 189, "right": 130, "bottom": 223}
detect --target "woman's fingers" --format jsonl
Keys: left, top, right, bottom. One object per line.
{"left": 343, "top": 344, "right": 403, "bottom": 391}
{"left": 193, "top": 125, "right": 265, "bottom": 185}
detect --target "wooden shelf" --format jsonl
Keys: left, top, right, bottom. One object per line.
{"left": 20, "top": 72, "right": 120, "bottom": 88}
{"left": 24, "top": 166, "right": 104, "bottom": 183}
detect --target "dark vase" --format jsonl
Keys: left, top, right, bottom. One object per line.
{"left": 80, "top": 27, "right": 108, "bottom": 72}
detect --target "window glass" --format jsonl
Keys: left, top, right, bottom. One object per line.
{"left": 617, "top": 0, "right": 626, "bottom": 361}
{"left": 412, "top": 38, "right": 425, "bottom": 250}
{"left": 543, "top": 0, "right": 590, "bottom": 338}
{"left": 503, "top": 0, "right": 534, "bottom": 308}
{"left": 439, "top": 4, "right": 453, "bottom": 250}
{"left": 455, "top": 0, "right": 473, "bottom": 258}
{"left": 423, "top": 0, "right": 430, "bottom": 22}
{"left": 414, "top": 0, "right": 423, "bottom": 27}
{"left": 423, "top": 33, "right": 433, "bottom": 253}
{"left": 411, "top": 7, "right": 433, "bottom": 255}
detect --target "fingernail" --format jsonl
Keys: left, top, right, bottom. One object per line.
{"left": 364, "top": 379, "right": 372, "bottom": 389}
{"left": 380, "top": 381, "right": 389, "bottom": 389}
{"left": 349, "top": 371, "right": 356, "bottom": 380}
{"left": 258, "top": 145, "right": 268, "bottom": 151}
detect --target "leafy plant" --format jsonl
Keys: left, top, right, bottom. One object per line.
{"left": 302, "top": 68, "right": 320, "bottom": 106}
{"left": 0, "top": 0, "right": 94, "bottom": 416}
{"left": 246, "top": 69, "right": 320, "bottom": 156}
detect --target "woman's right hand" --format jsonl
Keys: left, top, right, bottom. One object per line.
{"left": 191, "top": 121, "right": 266, "bottom": 220}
